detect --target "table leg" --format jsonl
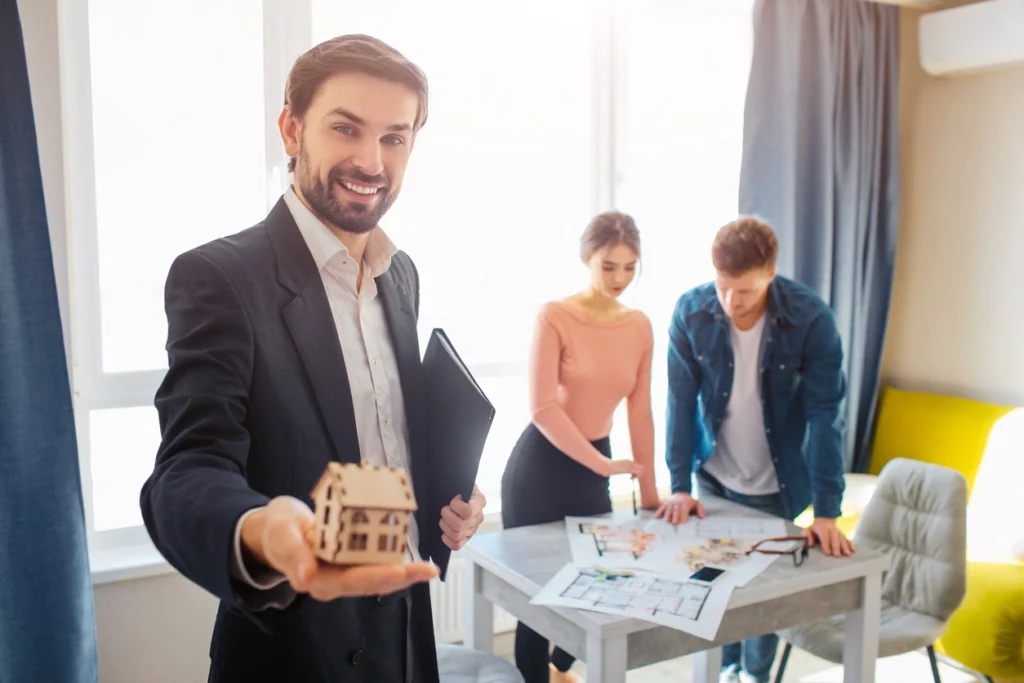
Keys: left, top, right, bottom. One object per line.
{"left": 462, "top": 559, "right": 494, "bottom": 652}
{"left": 692, "top": 646, "right": 722, "bottom": 683}
{"left": 585, "top": 633, "right": 627, "bottom": 683}
{"left": 843, "top": 569, "right": 882, "bottom": 683}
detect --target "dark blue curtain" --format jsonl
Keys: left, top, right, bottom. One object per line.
{"left": 0, "top": 2, "right": 100, "bottom": 680}
{"left": 739, "top": 0, "right": 900, "bottom": 472}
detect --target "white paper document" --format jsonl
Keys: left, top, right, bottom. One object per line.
{"left": 670, "top": 516, "right": 789, "bottom": 540}
{"left": 565, "top": 516, "right": 786, "bottom": 587}
{"left": 531, "top": 564, "right": 735, "bottom": 640}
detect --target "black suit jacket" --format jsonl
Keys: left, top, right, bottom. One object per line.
{"left": 140, "top": 198, "right": 442, "bottom": 683}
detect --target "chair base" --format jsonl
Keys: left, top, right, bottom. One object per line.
{"left": 774, "top": 641, "right": 957, "bottom": 683}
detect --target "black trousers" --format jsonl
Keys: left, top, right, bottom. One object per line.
{"left": 500, "top": 424, "right": 613, "bottom": 683}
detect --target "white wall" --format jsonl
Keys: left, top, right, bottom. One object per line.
{"left": 881, "top": 5, "right": 1024, "bottom": 407}
{"left": 18, "top": 1, "right": 220, "bottom": 681}
{"left": 93, "top": 575, "right": 218, "bottom": 683}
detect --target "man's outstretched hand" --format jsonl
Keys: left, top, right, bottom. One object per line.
{"left": 241, "top": 496, "right": 438, "bottom": 601}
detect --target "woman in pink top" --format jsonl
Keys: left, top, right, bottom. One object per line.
{"left": 500, "top": 211, "right": 663, "bottom": 683}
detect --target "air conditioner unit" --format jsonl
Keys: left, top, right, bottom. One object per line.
{"left": 919, "top": 0, "right": 1024, "bottom": 76}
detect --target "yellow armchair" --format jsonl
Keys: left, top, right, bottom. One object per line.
{"left": 827, "top": 388, "right": 1024, "bottom": 682}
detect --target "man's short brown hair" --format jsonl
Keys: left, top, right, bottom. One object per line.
{"left": 284, "top": 34, "right": 429, "bottom": 172}
{"left": 711, "top": 216, "right": 778, "bottom": 275}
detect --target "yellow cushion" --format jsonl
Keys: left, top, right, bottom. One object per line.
{"left": 936, "top": 562, "right": 1024, "bottom": 681}
{"left": 868, "top": 387, "right": 1013, "bottom": 496}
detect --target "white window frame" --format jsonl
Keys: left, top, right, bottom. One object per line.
{"left": 58, "top": 0, "right": 629, "bottom": 578}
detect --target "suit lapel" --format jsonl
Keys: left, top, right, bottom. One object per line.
{"left": 376, "top": 268, "right": 433, "bottom": 550}
{"left": 267, "top": 199, "right": 361, "bottom": 465}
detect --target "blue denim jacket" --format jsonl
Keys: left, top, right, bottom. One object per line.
{"left": 665, "top": 276, "right": 847, "bottom": 519}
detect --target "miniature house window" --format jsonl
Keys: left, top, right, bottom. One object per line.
{"left": 382, "top": 512, "right": 399, "bottom": 525}
{"left": 350, "top": 533, "right": 368, "bottom": 551}
{"left": 378, "top": 535, "right": 399, "bottom": 552}
{"left": 352, "top": 511, "right": 369, "bottom": 524}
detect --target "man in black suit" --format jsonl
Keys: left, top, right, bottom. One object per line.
{"left": 140, "top": 34, "right": 487, "bottom": 683}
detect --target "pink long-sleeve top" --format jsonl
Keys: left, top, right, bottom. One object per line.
{"left": 529, "top": 301, "right": 655, "bottom": 476}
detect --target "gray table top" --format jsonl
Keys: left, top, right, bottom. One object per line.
{"left": 462, "top": 495, "right": 890, "bottom": 638}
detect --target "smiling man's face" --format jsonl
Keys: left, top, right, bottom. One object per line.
{"left": 282, "top": 71, "right": 419, "bottom": 234}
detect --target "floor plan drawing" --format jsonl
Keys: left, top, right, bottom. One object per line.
{"left": 533, "top": 564, "right": 735, "bottom": 640}
{"left": 577, "top": 521, "right": 659, "bottom": 560}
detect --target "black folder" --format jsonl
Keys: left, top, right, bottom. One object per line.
{"left": 421, "top": 328, "right": 495, "bottom": 580}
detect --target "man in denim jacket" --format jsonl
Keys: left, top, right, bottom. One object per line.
{"left": 656, "top": 217, "right": 854, "bottom": 683}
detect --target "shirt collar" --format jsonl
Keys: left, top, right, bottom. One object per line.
{"left": 283, "top": 186, "right": 397, "bottom": 277}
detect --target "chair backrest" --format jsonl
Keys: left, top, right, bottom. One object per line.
{"left": 868, "top": 387, "right": 1012, "bottom": 499}
{"left": 853, "top": 458, "right": 968, "bottom": 622}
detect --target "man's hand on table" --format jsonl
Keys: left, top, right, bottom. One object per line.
{"left": 654, "top": 492, "right": 707, "bottom": 525}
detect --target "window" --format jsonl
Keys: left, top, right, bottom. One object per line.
{"left": 352, "top": 510, "right": 370, "bottom": 525}
{"left": 65, "top": 0, "right": 271, "bottom": 552}
{"left": 608, "top": 0, "right": 755, "bottom": 497}
{"left": 349, "top": 533, "right": 369, "bottom": 552}
{"left": 63, "top": 0, "right": 753, "bottom": 560}
{"left": 378, "top": 535, "right": 398, "bottom": 552}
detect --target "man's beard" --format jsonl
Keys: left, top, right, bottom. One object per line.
{"left": 296, "top": 147, "right": 397, "bottom": 235}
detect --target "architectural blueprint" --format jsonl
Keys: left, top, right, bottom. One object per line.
{"left": 531, "top": 564, "right": 734, "bottom": 640}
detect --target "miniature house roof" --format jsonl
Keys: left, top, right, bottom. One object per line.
{"left": 311, "top": 461, "right": 418, "bottom": 511}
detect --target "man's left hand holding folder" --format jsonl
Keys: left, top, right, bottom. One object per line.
{"left": 439, "top": 484, "right": 487, "bottom": 551}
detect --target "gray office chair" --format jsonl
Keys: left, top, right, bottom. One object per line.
{"left": 775, "top": 458, "right": 968, "bottom": 683}
{"left": 437, "top": 643, "right": 524, "bottom": 683}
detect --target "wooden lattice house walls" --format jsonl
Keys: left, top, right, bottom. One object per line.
{"left": 310, "top": 461, "right": 418, "bottom": 565}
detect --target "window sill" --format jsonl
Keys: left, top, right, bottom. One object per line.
{"left": 90, "top": 542, "right": 175, "bottom": 585}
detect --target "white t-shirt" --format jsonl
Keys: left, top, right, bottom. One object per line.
{"left": 702, "top": 315, "right": 780, "bottom": 495}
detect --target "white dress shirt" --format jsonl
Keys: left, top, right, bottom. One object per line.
{"left": 231, "top": 188, "right": 422, "bottom": 600}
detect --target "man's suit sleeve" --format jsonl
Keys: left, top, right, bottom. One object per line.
{"left": 140, "top": 249, "right": 271, "bottom": 605}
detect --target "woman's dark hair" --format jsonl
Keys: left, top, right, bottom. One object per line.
{"left": 579, "top": 211, "right": 640, "bottom": 262}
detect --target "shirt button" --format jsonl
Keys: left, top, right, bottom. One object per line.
{"left": 351, "top": 650, "right": 365, "bottom": 665}
{"left": 780, "top": 364, "right": 786, "bottom": 370}
{"left": 698, "top": 355, "right": 703, "bottom": 361}
{"left": 728, "top": 362, "right": 733, "bottom": 368}
{"left": 780, "top": 483, "right": 787, "bottom": 489}
{"left": 766, "top": 429, "right": 771, "bottom": 435}
{"left": 723, "top": 392, "right": 729, "bottom": 397}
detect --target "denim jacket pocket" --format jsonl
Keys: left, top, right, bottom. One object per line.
{"left": 766, "top": 355, "right": 803, "bottom": 399}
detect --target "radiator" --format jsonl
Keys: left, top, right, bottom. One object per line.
{"left": 430, "top": 555, "right": 518, "bottom": 643}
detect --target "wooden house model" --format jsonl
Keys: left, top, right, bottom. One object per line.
{"left": 310, "top": 461, "right": 418, "bottom": 565}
